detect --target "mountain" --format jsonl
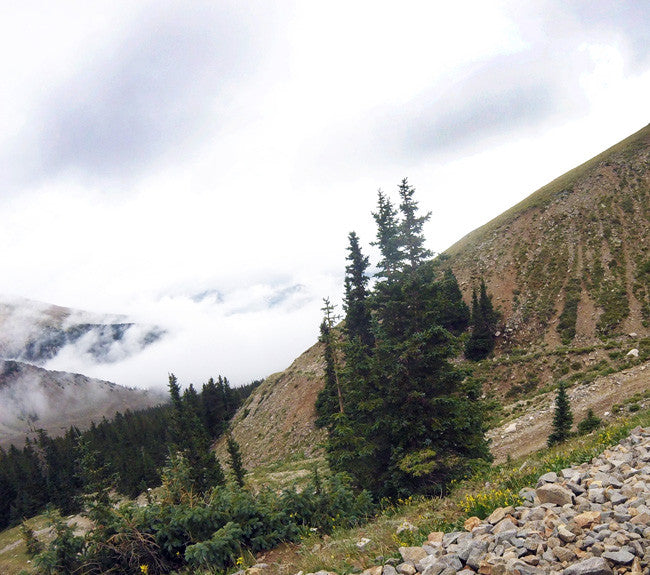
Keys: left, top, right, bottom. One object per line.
{"left": 0, "top": 296, "right": 164, "bottom": 365}
{"left": 0, "top": 297, "right": 167, "bottom": 447}
{"left": 222, "top": 124, "right": 650, "bottom": 468}
{"left": 0, "top": 359, "right": 166, "bottom": 448}
{"left": 444, "top": 123, "right": 649, "bottom": 348}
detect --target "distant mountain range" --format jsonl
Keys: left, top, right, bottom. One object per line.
{"left": 0, "top": 297, "right": 167, "bottom": 447}
{"left": 0, "top": 359, "right": 165, "bottom": 448}
{"left": 0, "top": 297, "right": 164, "bottom": 365}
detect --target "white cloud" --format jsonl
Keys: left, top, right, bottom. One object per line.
{"left": 0, "top": 1, "right": 648, "bottom": 388}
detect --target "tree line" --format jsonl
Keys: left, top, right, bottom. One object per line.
{"left": 0, "top": 375, "right": 260, "bottom": 531}
{"left": 316, "top": 178, "right": 498, "bottom": 498}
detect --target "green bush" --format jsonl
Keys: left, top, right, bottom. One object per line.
{"left": 577, "top": 409, "right": 602, "bottom": 435}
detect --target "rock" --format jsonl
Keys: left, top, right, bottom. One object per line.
{"left": 536, "top": 484, "right": 574, "bottom": 506}
{"left": 464, "top": 516, "right": 482, "bottom": 531}
{"left": 554, "top": 546, "right": 577, "bottom": 563}
{"left": 357, "top": 538, "right": 372, "bottom": 550}
{"left": 626, "top": 348, "right": 639, "bottom": 357}
{"left": 383, "top": 566, "right": 398, "bottom": 575}
{"left": 362, "top": 567, "right": 382, "bottom": 575}
{"left": 557, "top": 525, "right": 576, "bottom": 543}
{"left": 396, "top": 521, "right": 418, "bottom": 535}
{"left": 562, "top": 557, "right": 613, "bottom": 575}
{"left": 574, "top": 511, "right": 601, "bottom": 528}
{"left": 428, "top": 531, "right": 444, "bottom": 544}
{"left": 537, "top": 471, "right": 558, "bottom": 485}
{"left": 396, "top": 563, "right": 416, "bottom": 575}
{"left": 601, "top": 550, "right": 634, "bottom": 564}
{"left": 399, "top": 547, "right": 428, "bottom": 563}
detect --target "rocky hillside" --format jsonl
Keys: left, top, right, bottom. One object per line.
{"left": 445, "top": 124, "right": 649, "bottom": 349}
{"left": 222, "top": 125, "right": 650, "bottom": 469}
{"left": 217, "top": 342, "right": 327, "bottom": 469}
{"left": 0, "top": 359, "right": 165, "bottom": 448}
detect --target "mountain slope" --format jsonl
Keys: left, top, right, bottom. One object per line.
{"left": 0, "top": 296, "right": 164, "bottom": 365}
{"left": 0, "top": 359, "right": 165, "bottom": 448}
{"left": 445, "top": 123, "right": 650, "bottom": 347}
{"left": 222, "top": 124, "right": 650, "bottom": 469}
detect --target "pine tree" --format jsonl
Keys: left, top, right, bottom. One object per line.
{"left": 372, "top": 190, "right": 402, "bottom": 278}
{"left": 323, "top": 183, "right": 491, "bottom": 498}
{"left": 226, "top": 435, "right": 247, "bottom": 488}
{"left": 397, "top": 178, "right": 432, "bottom": 269}
{"left": 465, "top": 279, "right": 498, "bottom": 360}
{"left": 437, "top": 268, "right": 470, "bottom": 335}
{"left": 343, "top": 231, "right": 374, "bottom": 348}
{"left": 315, "top": 297, "right": 346, "bottom": 432}
{"left": 548, "top": 382, "right": 573, "bottom": 446}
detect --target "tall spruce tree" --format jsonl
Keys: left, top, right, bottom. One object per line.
{"left": 548, "top": 382, "right": 573, "bottom": 446}
{"left": 465, "top": 279, "right": 498, "bottom": 360}
{"left": 314, "top": 298, "right": 344, "bottom": 423}
{"left": 343, "top": 231, "right": 374, "bottom": 348}
{"left": 226, "top": 434, "right": 247, "bottom": 488}
{"left": 167, "top": 374, "right": 225, "bottom": 494}
{"left": 437, "top": 268, "right": 470, "bottom": 335}
{"left": 323, "top": 181, "right": 491, "bottom": 498}
{"left": 397, "top": 178, "right": 432, "bottom": 269}
{"left": 372, "top": 190, "right": 402, "bottom": 279}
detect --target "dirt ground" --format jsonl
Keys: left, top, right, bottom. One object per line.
{"left": 488, "top": 360, "right": 649, "bottom": 462}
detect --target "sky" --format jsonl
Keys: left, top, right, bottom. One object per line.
{"left": 0, "top": 1, "right": 648, "bottom": 389}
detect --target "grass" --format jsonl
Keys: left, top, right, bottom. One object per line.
{"left": 0, "top": 515, "right": 51, "bottom": 575}
{"left": 444, "top": 124, "right": 650, "bottom": 259}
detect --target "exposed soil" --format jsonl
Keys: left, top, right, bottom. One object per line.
{"left": 488, "top": 359, "right": 649, "bottom": 462}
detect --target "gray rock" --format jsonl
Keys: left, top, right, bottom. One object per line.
{"left": 538, "top": 471, "right": 559, "bottom": 485}
{"left": 601, "top": 550, "right": 635, "bottom": 564}
{"left": 537, "top": 484, "right": 574, "bottom": 506}
{"left": 562, "top": 557, "right": 613, "bottom": 575}
{"left": 399, "top": 547, "right": 428, "bottom": 563}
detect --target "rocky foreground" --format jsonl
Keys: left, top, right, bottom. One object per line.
{"left": 313, "top": 427, "right": 650, "bottom": 575}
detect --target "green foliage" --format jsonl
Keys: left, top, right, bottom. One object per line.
{"left": 33, "top": 509, "right": 85, "bottom": 575}
{"left": 322, "top": 181, "right": 491, "bottom": 499}
{"left": 465, "top": 280, "right": 499, "bottom": 361}
{"left": 548, "top": 382, "right": 573, "bottom": 446}
{"left": 20, "top": 521, "right": 43, "bottom": 557}
{"left": 33, "top": 457, "right": 375, "bottom": 575}
{"left": 577, "top": 409, "right": 603, "bottom": 435}
{"left": 344, "top": 231, "right": 374, "bottom": 348}
{"left": 226, "top": 435, "right": 247, "bottom": 488}
{"left": 459, "top": 488, "right": 522, "bottom": 519}
{"left": 557, "top": 278, "right": 582, "bottom": 344}
{"left": 0, "top": 372, "right": 257, "bottom": 532}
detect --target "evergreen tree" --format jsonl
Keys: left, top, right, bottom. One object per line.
{"left": 315, "top": 319, "right": 342, "bottom": 428}
{"left": 437, "top": 269, "right": 470, "bottom": 335}
{"left": 397, "top": 178, "right": 432, "bottom": 269}
{"left": 343, "top": 231, "right": 374, "bottom": 348}
{"left": 548, "top": 381, "right": 573, "bottom": 446}
{"left": 323, "top": 183, "right": 491, "bottom": 498}
{"left": 226, "top": 435, "right": 247, "bottom": 488}
{"left": 465, "top": 279, "right": 498, "bottom": 360}
{"left": 167, "top": 373, "right": 226, "bottom": 494}
{"left": 372, "top": 190, "right": 402, "bottom": 278}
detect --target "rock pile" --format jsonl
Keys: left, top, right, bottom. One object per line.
{"left": 316, "top": 427, "right": 650, "bottom": 575}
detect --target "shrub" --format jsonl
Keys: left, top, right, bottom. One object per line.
{"left": 577, "top": 409, "right": 602, "bottom": 435}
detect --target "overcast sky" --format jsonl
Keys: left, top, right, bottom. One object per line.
{"left": 0, "top": 1, "right": 648, "bottom": 389}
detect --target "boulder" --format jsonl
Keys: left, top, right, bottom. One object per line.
{"left": 536, "top": 484, "right": 574, "bottom": 506}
